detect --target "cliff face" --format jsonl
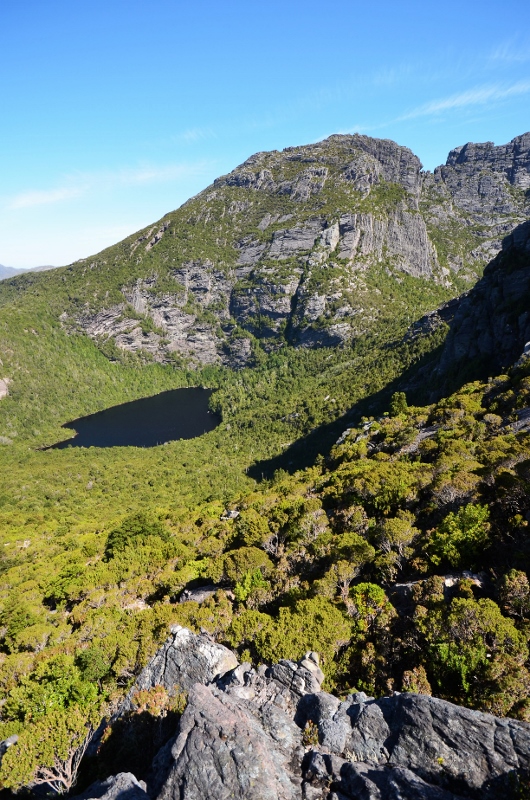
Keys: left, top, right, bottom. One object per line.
{"left": 423, "top": 219, "right": 530, "bottom": 395}
{"left": 70, "top": 627, "right": 530, "bottom": 800}
{"left": 421, "top": 132, "right": 530, "bottom": 278}
{"left": 58, "top": 132, "right": 529, "bottom": 368}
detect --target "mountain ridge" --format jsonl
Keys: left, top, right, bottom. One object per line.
{"left": 0, "top": 263, "right": 56, "bottom": 280}
{"left": 3, "top": 132, "right": 528, "bottom": 371}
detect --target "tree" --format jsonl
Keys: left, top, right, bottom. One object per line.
{"left": 428, "top": 504, "right": 490, "bottom": 568}
{"left": 390, "top": 391, "right": 408, "bottom": 416}
{"left": 0, "top": 706, "right": 96, "bottom": 793}
{"left": 233, "top": 569, "right": 270, "bottom": 604}
{"left": 349, "top": 583, "right": 396, "bottom": 634}
{"left": 251, "top": 598, "right": 353, "bottom": 688}
{"left": 104, "top": 512, "right": 170, "bottom": 560}
{"left": 499, "top": 570, "right": 530, "bottom": 621}
{"left": 374, "top": 511, "right": 419, "bottom": 582}
{"left": 221, "top": 547, "right": 273, "bottom": 584}
{"left": 416, "top": 596, "right": 530, "bottom": 715}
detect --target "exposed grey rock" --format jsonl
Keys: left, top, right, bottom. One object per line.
{"left": 91, "top": 628, "right": 530, "bottom": 799}
{"left": 73, "top": 772, "right": 148, "bottom": 800}
{"left": 445, "top": 133, "right": 530, "bottom": 194}
{"left": 297, "top": 690, "right": 530, "bottom": 798}
{"left": 149, "top": 651, "right": 325, "bottom": 799}
{"left": 269, "top": 220, "right": 326, "bottom": 259}
{"left": 342, "top": 151, "right": 382, "bottom": 196}
{"left": 146, "top": 221, "right": 171, "bottom": 252}
{"left": 331, "top": 134, "right": 423, "bottom": 197}
{"left": 0, "top": 378, "right": 10, "bottom": 399}
{"left": 433, "top": 219, "right": 530, "bottom": 392}
{"left": 289, "top": 166, "right": 329, "bottom": 201}
{"left": 155, "top": 683, "right": 303, "bottom": 800}
{"left": 303, "top": 751, "right": 464, "bottom": 800}
{"left": 231, "top": 266, "right": 303, "bottom": 337}
{"left": 422, "top": 133, "right": 530, "bottom": 275}
{"left": 121, "top": 626, "right": 238, "bottom": 711}
{"left": 178, "top": 585, "right": 218, "bottom": 604}
{"left": 337, "top": 210, "right": 437, "bottom": 277}
{"left": 230, "top": 653, "right": 323, "bottom": 705}
{"left": 236, "top": 238, "right": 267, "bottom": 265}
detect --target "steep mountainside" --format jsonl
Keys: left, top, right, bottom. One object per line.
{"left": 72, "top": 132, "right": 530, "bottom": 366}
{"left": 2, "top": 133, "right": 528, "bottom": 372}
{"left": 435, "top": 220, "right": 530, "bottom": 384}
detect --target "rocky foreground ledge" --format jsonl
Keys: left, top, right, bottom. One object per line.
{"left": 74, "top": 626, "right": 530, "bottom": 800}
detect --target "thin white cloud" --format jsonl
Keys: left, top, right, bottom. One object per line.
{"left": 10, "top": 186, "right": 83, "bottom": 209}
{"left": 491, "top": 40, "right": 530, "bottom": 64}
{"left": 398, "top": 80, "right": 530, "bottom": 121}
{"left": 104, "top": 162, "right": 210, "bottom": 186}
{"left": 176, "top": 127, "right": 217, "bottom": 143}
{"left": 6, "top": 161, "right": 211, "bottom": 210}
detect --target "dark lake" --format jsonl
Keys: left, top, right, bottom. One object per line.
{"left": 50, "top": 388, "right": 219, "bottom": 449}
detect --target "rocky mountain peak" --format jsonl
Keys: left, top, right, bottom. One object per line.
{"left": 47, "top": 131, "right": 530, "bottom": 371}
{"left": 445, "top": 132, "right": 530, "bottom": 189}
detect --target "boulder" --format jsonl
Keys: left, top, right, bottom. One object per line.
{"left": 298, "top": 690, "right": 530, "bottom": 798}
{"left": 155, "top": 683, "right": 302, "bottom": 800}
{"left": 73, "top": 772, "right": 148, "bottom": 800}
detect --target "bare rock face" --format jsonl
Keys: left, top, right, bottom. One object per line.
{"left": 432, "top": 219, "right": 530, "bottom": 393}
{"left": 73, "top": 773, "right": 149, "bottom": 800}
{"left": 156, "top": 683, "right": 302, "bottom": 800}
{"left": 148, "top": 653, "right": 325, "bottom": 800}
{"left": 298, "top": 690, "right": 530, "bottom": 798}
{"left": 422, "top": 133, "right": 530, "bottom": 276}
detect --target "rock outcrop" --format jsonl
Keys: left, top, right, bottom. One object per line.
{"left": 120, "top": 625, "right": 238, "bottom": 711}
{"left": 75, "top": 773, "right": 149, "bottom": 800}
{"left": 422, "top": 132, "right": 530, "bottom": 276}
{"left": 430, "top": 219, "right": 530, "bottom": 395}
{"left": 80, "top": 627, "right": 530, "bottom": 800}
{"left": 68, "top": 132, "right": 530, "bottom": 368}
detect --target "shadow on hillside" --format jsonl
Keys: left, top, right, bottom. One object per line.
{"left": 248, "top": 345, "right": 444, "bottom": 481}
{"left": 250, "top": 216, "right": 530, "bottom": 483}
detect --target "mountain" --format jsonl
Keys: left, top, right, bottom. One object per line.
{"left": 3, "top": 133, "right": 527, "bottom": 372}
{"left": 396, "top": 218, "right": 530, "bottom": 402}
{"left": 0, "top": 263, "right": 56, "bottom": 280}
{"left": 68, "top": 132, "right": 530, "bottom": 367}
{"left": 0, "top": 264, "right": 29, "bottom": 280}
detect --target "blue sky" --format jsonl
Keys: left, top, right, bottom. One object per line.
{"left": 1, "top": 0, "right": 529, "bottom": 267}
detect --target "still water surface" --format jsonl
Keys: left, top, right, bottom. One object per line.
{"left": 51, "top": 388, "right": 219, "bottom": 449}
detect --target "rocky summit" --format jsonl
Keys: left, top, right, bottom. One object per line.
{"left": 68, "top": 626, "right": 530, "bottom": 800}
{"left": 55, "top": 132, "right": 529, "bottom": 368}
